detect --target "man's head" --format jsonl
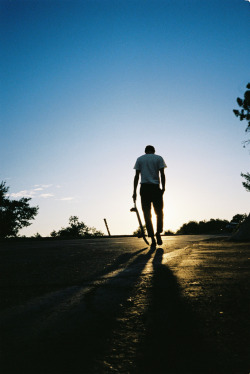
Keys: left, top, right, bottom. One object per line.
{"left": 145, "top": 145, "right": 155, "bottom": 154}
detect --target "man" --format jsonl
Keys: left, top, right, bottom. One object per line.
{"left": 133, "top": 145, "right": 167, "bottom": 247}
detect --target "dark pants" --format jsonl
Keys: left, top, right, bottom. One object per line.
{"left": 140, "top": 184, "right": 164, "bottom": 237}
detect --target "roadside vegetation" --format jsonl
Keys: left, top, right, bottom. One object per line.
{"left": 0, "top": 181, "right": 38, "bottom": 239}
{"left": 133, "top": 225, "right": 146, "bottom": 238}
{"left": 176, "top": 214, "right": 246, "bottom": 235}
{"left": 0, "top": 181, "right": 104, "bottom": 239}
{"left": 133, "top": 214, "right": 246, "bottom": 236}
{"left": 50, "top": 216, "right": 104, "bottom": 239}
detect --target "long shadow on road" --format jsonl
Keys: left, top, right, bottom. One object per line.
{"left": 136, "top": 248, "right": 222, "bottom": 374}
{"left": 91, "top": 246, "right": 148, "bottom": 280}
{"left": 1, "top": 247, "right": 154, "bottom": 374}
{"left": 1, "top": 246, "right": 223, "bottom": 374}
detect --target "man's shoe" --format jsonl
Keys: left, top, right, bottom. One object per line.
{"left": 156, "top": 233, "right": 162, "bottom": 245}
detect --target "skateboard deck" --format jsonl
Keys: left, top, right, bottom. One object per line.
{"left": 130, "top": 202, "right": 149, "bottom": 245}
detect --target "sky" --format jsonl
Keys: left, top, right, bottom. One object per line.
{"left": 1, "top": 0, "right": 250, "bottom": 237}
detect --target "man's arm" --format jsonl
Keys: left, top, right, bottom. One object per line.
{"left": 133, "top": 170, "right": 140, "bottom": 201}
{"left": 160, "top": 168, "right": 165, "bottom": 193}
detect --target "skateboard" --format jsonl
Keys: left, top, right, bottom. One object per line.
{"left": 130, "top": 201, "right": 149, "bottom": 245}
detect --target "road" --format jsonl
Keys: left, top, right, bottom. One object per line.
{"left": 0, "top": 236, "right": 249, "bottom": 374}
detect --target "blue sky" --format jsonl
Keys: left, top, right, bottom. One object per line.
{"left": 1, "top": 0, "right": 250, "bottom": 236}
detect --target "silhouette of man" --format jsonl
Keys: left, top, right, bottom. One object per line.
{"left": 133, "top": 145, "right": 167, "bottom": 246}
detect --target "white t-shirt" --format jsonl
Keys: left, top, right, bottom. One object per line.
{"left": 134, "top": 154, "right": 167, "bottom": 184}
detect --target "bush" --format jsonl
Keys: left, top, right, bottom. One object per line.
{"left": 164, "top": 230, "right": 175, "bottom": 236}
{"left": 50, "top": 216, "right": 104, "bottom": 238}
{"left": 133, "top": 225, "right": 146, "bottom": 237}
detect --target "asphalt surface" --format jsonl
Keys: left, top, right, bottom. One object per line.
{"left": 0, "top": 235, "right": 249, "bottom": 374}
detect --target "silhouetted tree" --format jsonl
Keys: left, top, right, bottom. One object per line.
{"left": 50, "top": 216, "right": 104, "bottom": 238}
{"left": 133, "top": 225, "right": 146, "bottom": 237}
{"left": 177, "top": 221, "right": 200, "bottom": 235}
{"left": 241, "top": 172, "right": 250, "bottom": 192}
{"left": 232, "top": 83, "right": 250, "bottom": 241}
{"left": 231, "top": 214, "right": 247, "bottom": 225}
{"left": 233, "top": 83, "right": 250, "bottom": 135}
{"left": 231, "top": 214, "right": 250, "bottom": 242}
{"left": 233, "top": 83, "right": 250, "bottom": 191}
{"left": 164, "top": 230, "right": 175, "bottom": 236}
{"left": 0, "top": 181, "right": 39, "bottom": 238}
{"left": 32, "top": 232, "right": 42, "bottom": 238}
{"left": 176, "top": 219, "right": 229, "bottom": 235}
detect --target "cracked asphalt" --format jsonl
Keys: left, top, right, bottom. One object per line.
{"left": 0, "top": 235, "right": 249, "bottom": 374}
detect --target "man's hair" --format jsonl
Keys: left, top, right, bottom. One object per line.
{"left": 145, "top": 145, "right": 155, "bottom": 154}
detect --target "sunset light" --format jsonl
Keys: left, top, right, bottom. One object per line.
{"left": 1, "top": 0, "right": 249, "bottom": 237}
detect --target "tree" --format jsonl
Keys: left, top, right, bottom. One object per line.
{"left": 230, "top": 214, "right": 250, "bottom": 242}
{"left": 0, "top": 181, "right": 39, "bottom": 238}
{"left": 176, "top": 219, "right": 230, "bottom": 235}
{"left": 50, "top": 216, "right": 104, "bottom": 238}
{"left": 232, "top": 83, "right": 250, "bottom": 241}
{"left": 32, "top": 233, "right": 42, "bottom": 238}
{"left": 233, "top": 83, "right": 250, "bottom": 135}
{"left": 241, "top": 172, "right": 250, "bottom": 192}
{"left": 176, "top": 221, "right": 200, "bottom": 235}
{"left": 231, "top": 214, "right": 247, "bottom": 225}
{"left": 233, "top": 82, "right": 250, "bottom": 191}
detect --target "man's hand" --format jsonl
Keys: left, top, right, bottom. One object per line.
{"left": 160, "top": 168, "right": 165, "bottom": 194}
